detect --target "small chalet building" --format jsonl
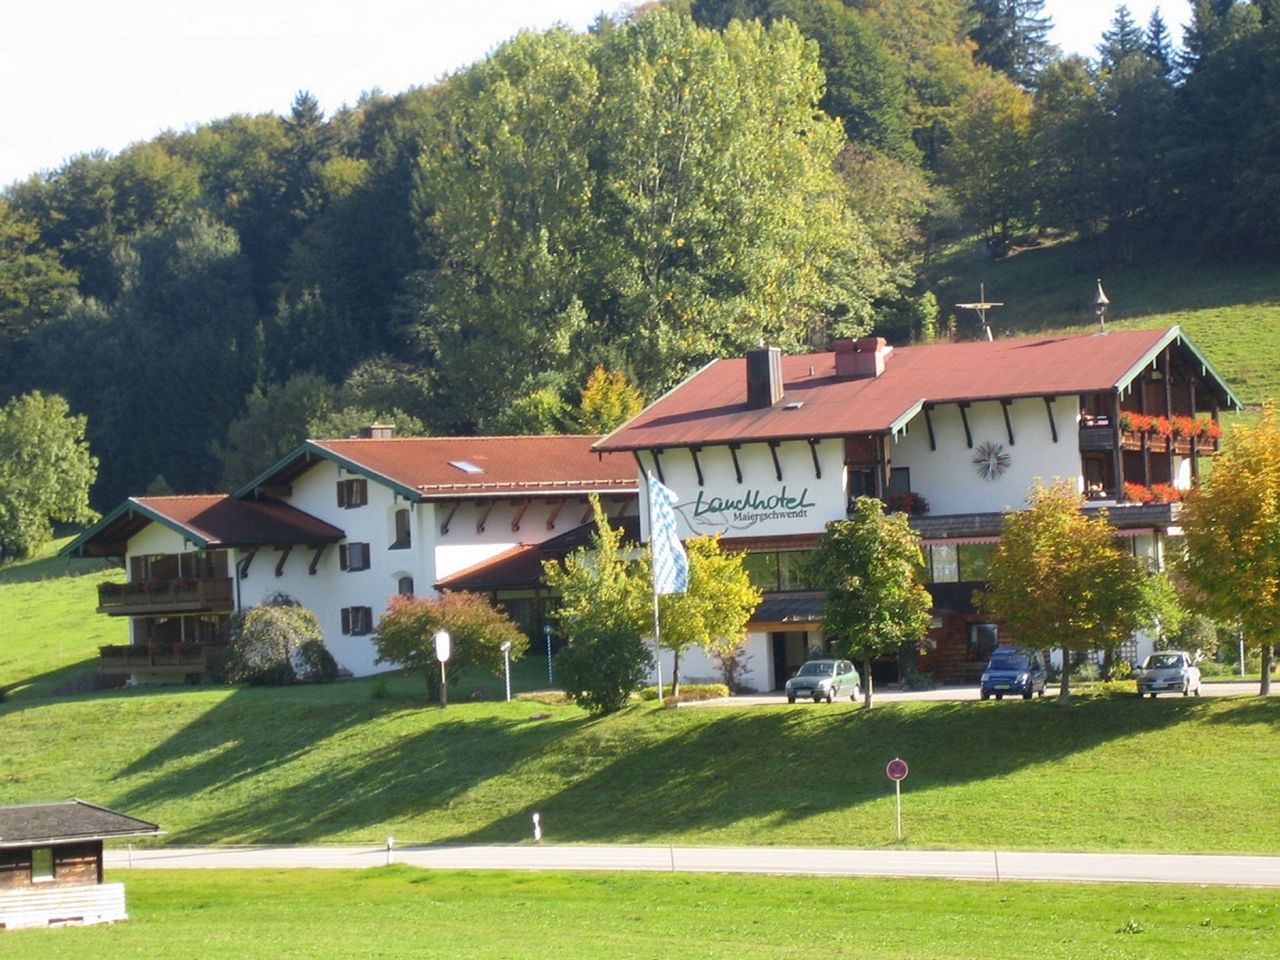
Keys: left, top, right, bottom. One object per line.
{"left": 0, "top": 801, "right": 159, "bottom": 930}
{"left": 595, "top": 325, "right": 1240, "bottom": 689}
{"left": 67, "top": 434, "right": 637, "bottom": 679}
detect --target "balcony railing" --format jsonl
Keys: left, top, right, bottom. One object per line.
{"left": 98, "top": 642, "right": 228, "bottom": 675}
{"left": 96, "top": 577, "right": 234, "bottom": 615}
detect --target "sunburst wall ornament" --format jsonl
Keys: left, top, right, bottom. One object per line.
{"left": 973, "top": 440, "right": 1011, "bottom": 480}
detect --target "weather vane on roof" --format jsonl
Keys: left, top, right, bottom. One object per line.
{"left": 956, "top": 283, "right": 1003, "bottom": 341}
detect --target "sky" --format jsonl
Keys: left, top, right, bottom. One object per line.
{"left": 1, "top": 1, "right": 1192, "bottom": 188}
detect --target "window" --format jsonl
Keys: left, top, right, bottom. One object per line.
{"left": 391, "top": 508, "right": 412, "bottom": 549}
{"left": 31, "top": 847, "right": 54, "bottom": 882}
{"left": 957, "top": 543, "right": 995, "bottom": 581}
{"left": 744, "top": 551, "right": 815, "bottom": 592}
{"left": 888, "top": 467, "right": 911, "bottom": 496}
{"left": 341, "top": 606, "right": 373, "bottom": 635}
{"left": 968, "top": 622, "right": 998, "bottom": 660}
{"left": 339, "top": 542, "right": 371, "bottom": 572}
{"left": 337, "top": 478, "right": 368, "bottom": 508}
{"left": 397, "top": 576, "right": 415, "bottom": 596}
{"left": 928, "top": 544, "right": 959, "bottom": 583}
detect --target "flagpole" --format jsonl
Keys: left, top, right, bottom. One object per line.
{"left": 646, "top": 471, "right": 663, "bottom": 700}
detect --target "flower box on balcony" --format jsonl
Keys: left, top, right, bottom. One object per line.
{"left": 1120, "top": 431, "right": 1142, "bottom": 451}
{"left": 1147, "top": 435, "right": 1168, "bottom": 453}
{"left": 1173, "top": 437, "right": 1193, "bottom": 455}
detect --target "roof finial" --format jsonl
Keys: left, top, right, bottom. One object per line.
{"left": 1095, "top": 279, "right": 1110, "bottom": 335}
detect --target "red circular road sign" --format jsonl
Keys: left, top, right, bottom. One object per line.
{"left": 885, "top": 758, "right": 909, "bottom": 782}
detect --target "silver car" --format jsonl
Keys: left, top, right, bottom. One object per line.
{"left": 1134, "top": 651, "right": 1202, "bottom": 697}
{"left": 785, "top": 659, "right": 861, "bottom": 703}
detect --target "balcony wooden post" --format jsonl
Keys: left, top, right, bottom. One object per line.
{"left": 1111, "top": 390, "right": 1125, "bottom": 501}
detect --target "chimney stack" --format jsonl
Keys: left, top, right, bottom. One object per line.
{"left": 833, "top": 337, "right": 888, "bottom": 380}
{"left": 745, "top": 345, "right": 784, "bottom": 409}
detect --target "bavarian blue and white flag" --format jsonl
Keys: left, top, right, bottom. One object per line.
{"left": 648, "top": 472, "right": 689, "bottom": 595}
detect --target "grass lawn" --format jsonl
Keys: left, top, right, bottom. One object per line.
{"left": 0, "top": 535, "right": 125, "bottom": 701}
{"left": 4, "top": 868, "right": 1276, "bottom": 958}
{"left": 2, "top": 676, "right": 1277, "bottom": 853}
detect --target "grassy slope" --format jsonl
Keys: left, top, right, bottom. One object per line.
{"left": 5, "top": 868, "right": 1277, "bottom": 959}
{"left": 2, "top": 677, "right": 1276, "bottom": 853}
{"left": 929, "top": 241, "right": 1280, "bottom": 405}
{"left": 0, "top": 536, "right": 125, "bottom": 700}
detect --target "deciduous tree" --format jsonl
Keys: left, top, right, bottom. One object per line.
{"left": 810, "top": 497, "right": 933, "bottom": 708}
{"left": 1178, "top": 406, "right": 1280, "bottom": 695}
{"left": 374, "top": 591, "right": 528, "bottom": 700}
{"left": 542, "top": 495, "right": 652, "bottom": 714}
{"left": 0, "top": 391, "right": 98, "bottom": 562}
{"left": 978, "top": 480, "right": 1169, "bottom": 702}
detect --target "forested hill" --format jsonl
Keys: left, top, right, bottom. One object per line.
{"left": 1, "top": 1, "right": 1276, "bottom": 509}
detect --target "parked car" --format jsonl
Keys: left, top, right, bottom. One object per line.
{"left": 1134, "top": 651, "right": 1202, "bottom": 697}
{"left": 785, "top": 659, "right": 861, "bottom": 703}
{"left": 979, "top": 648, "right": 1047, "bottom": 700}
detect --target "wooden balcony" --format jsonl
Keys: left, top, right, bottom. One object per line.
{"left": 98, "top": 642, "right": 228, "bottom": 676}
{"left": 96, "top": 578, "right": 234, "bottom": 615}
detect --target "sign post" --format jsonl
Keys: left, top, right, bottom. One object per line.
{"left": 434, "top": 629, "right": 451, "bottom": 709}
{"left": 885, "top": 757, "right": 909, "bottom": 841}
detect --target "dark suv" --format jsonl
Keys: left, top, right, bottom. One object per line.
{"left": 980, "top": 648, "right": 1047, "bottom": 700}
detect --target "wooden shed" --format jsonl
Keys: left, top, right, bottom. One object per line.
{"left": 0, "top": 800, "right": 159, "bottom": 930}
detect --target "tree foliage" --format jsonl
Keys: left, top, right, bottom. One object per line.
{"left": 576, "top": 366, "right": 644, "bottom": 434}
{"left": 810, "top": 497, "right": 932, "bottom": 708}
{"left": 1178, "top": 405, "right": 1280, "bottom": 695}
{"left": 977, "top": 481, "right": 1170, "bottom": 702}
{"left": 656, "top": 534, "right": 762, "bottom": 694}
{"left": 374, "top": 591, "right": 528, "bottom": 699}
{"left": 543, "top": 495, "right": 652, "bottom": 714}
{"left": 0, "top": 391, "right": 98, "bottom": 562}
{"left": 223, "top": 593, "right": 337, "bottom": 685}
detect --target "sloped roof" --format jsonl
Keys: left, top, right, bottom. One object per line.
{"left": 437, "top": 516, "right": 641, "bottom": 592}
{"left": 239, "top": 435, "right": 639, "bottom": 502}
{"left": 0, "top": 800, "right": 160, "bottom": 848}
{"left": 64, "top": 494, "right": 345, "bottom": 558}
{"left": 597, "top": 326, "right": 1241, "bottom": 452}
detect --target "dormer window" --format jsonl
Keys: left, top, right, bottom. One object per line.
{"left": 337, "top": 478, "right": 368, "bottom": 508}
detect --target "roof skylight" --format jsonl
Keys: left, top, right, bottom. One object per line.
{"left": 448, "top": 460, "right": 485, "bottom": 475}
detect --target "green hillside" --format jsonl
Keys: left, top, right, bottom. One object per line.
{"left": 0, "top": 536, "right": 125, "bottom": 701}
{"left": 1, "top": 674, "right": 1276, "bottom": 854}
{"left": 929, "top": 241, "right": 1280, "bottom": 405}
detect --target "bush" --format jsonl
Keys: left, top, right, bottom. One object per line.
{"left": 224, "top": 594, "right": 337, "bottom": 685}
{"left": 554, "top": 622, "right": 653, "bottom": 716}
{"left": 639, "top": 682, "right": 729, "bottom": 702}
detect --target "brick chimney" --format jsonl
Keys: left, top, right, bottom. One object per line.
{"left": 745, "top": 345, "right": 784, "bottom": 409}
{"left": 833, "top": 337, "right": 888, "bottom": 380}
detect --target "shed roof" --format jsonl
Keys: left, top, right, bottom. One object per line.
{"left": 596, "top": 326, "right": 1240, "bottom": 452}
{"left": 64, "top": 494, "right": 345, "bottom": 559}
{"left": 240, "top": 435, "right": 639, "bottom": 502}
{"left": 0, "top": 801, "right": 160, "bottom": 848}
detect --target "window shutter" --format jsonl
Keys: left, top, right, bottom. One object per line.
{"left": 339, "top": 544, "right": 350, "bottom": 571}
{"left": 341, "top": 608, "right": 351, "bottom": 634}
{"left": 354, "top": 479, "right": 368, "bottom": 506}
{"left": 358, "top": 543, "right": 370, "bottom": 569}
{"left": 337, "top": 482, "right": 348, "bottom": 508}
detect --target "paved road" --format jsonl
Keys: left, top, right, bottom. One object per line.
{"left": 104, "top": 844, "right": 1280, "bottom": 887}
{"left": 684, "top": 681, "right": 1265, "bottom": 707}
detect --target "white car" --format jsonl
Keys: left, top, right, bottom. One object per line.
{"left": 1134, "top": 651, "right": 1202, "bottom": 697}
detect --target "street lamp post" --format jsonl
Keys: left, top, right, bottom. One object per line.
{"left": 501, "top": 639, "right": 512, "bottom": 702}
{"left": 434, "top": 629, "right": 451, "bottom": 709}
{"left": 543, "top": 624, "right": 553, "bottom": 684}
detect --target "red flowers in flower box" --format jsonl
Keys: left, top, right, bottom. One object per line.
{"left": 1122, "top": 482, "right": 1182, "bottom": 504}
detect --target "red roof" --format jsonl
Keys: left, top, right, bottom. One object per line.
{"left": 66, "top": 494, "right": 345, "bottom": 557}
{"left": 301, "top": 435, "right": 638, "bottom": 499}
{"left": 597, "top": 327, "right": 1204, "bottom": 451}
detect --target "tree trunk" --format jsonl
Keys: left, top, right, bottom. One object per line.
{"left": 1058, "top": 647, "right": 1071, "bottom": 704}
{"left": 863, "top": 657, "right": 874, "bottom": 710}
{"left": 671, "top": 647, "right": 681, "bottom": 699}
{"left": 1261, "top": 643, "right": 1273, "bottom": 697}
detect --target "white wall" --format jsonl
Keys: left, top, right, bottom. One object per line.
{"left": 892, "top": 396, "right": 1083, "bottom": 515}
{"left": 637, "top": 439, "right": 847, "bottom": 540}
{"left": 649, "top": 631, "right": 773, "bottom": 693}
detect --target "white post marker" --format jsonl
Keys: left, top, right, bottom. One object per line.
{"left": 501, "top": 639, "right": 512, "bottom": 702}
{"left": 434, "top": 629, "right": 451, "bottom": 709}
{"left": 387, "top": 836, "right": 394, "bottom": 865}
{"left": 886, "top": 757, "right": 909, "bottom": 841}
{"left": 532, "top": 812, "right": 542, "bottom": 842}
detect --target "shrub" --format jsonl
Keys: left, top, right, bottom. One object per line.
{"left": 554, "top": 622, "right": 653, "bottom": 716}
{"left": 639, "top": 682, "right": 729, "bottom": 702}
{"left": 224, "top": 594, "right": 336, "bottom": 685}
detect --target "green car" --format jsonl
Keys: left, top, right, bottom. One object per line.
{"left": 785, "top": 659, "right": 862, "bottom": 703}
